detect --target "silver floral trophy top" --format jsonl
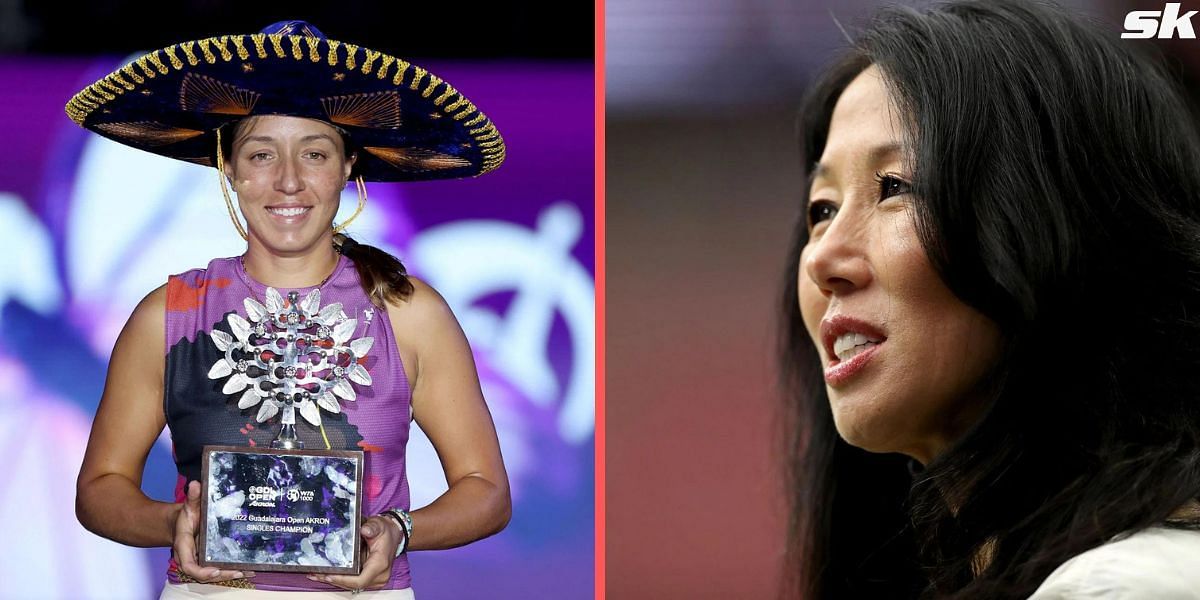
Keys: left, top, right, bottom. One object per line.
{"left": 207, "top": 288, "right": 374, "bottom": 449}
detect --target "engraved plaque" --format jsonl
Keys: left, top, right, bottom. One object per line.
{"left": 199, "top": 445, "right": 364, "bottom": 574}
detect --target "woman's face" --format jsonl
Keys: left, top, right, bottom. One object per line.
{"left": 225, "top": 115, "right": 354, "bottom": 255}
{"left": 797, "top": 66, "right": 1002, "bottom": 463}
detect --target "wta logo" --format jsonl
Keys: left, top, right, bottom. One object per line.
{"left": 1124, "top": 3, "right": 1199, "bottom": 38}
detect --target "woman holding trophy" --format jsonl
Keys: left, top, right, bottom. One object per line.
{"left": 71, "top": 20, "right": 510, "bottom": 598}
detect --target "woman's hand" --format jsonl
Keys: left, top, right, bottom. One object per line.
{"left": 172, "top": 480, "right": 255, "bottom": 583}
{"left": 310, "top": 515, "right": 405, "bottom": 591}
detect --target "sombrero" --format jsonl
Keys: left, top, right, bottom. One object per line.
{"left": 64, "top": 20, "right": 504, "bottom": 182}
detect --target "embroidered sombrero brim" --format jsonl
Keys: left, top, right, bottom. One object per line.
{"left": 65, "top": 22, "right": 504, "bottom": 182}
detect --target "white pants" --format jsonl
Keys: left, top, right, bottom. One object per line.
{"left": 159, "top": 582, "right": 415, "bottom": 599}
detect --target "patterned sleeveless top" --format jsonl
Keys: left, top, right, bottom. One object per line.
{"left": 163, "top": 254, "right": 413, "bottom": 591}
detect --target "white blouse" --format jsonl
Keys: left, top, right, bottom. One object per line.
{"left": 1028, "top": 527, "right": 1200, "bottom": 599}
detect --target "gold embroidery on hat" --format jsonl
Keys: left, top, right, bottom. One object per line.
{"left": 179, "top": 73, "right": 260, "bottom": 115}
{"left": 377, "top": 55, "right": 395, "bottom": 80}
{"left": 321, "top": 91, "right": 401, "bottom": 129}
{"left": 327, "top": 39, "right": 341, "bottom": 66}
{"left": 454, "top": 103, "right": 479, "bottom": 122}
{"left": 361, "top": 49, "right": 381, "bottom": 75}
{"left": 67, "top": 97, "right": 89, "bottom": 116}
{"left": 67, "top": 96, "right": 91, "bottom": 119}
{"left": 196, "top": 39, "right": 217, "bottom": 64}
{"left": 287, "top": 35, "right": 303, "bottom": 60}
{"left": 180, "top": 41, "right": 200, "bottom": 66}
{"left": 305, "top": 36, "right": 321, "bottom": 62}
{"left": 149, "top": 52, "right": 170, "bottom": 74}
{"left": 343, "top": 44, "right": 359, "bottom": 71}
{"left": 87, "top": 83, "right": 110, "bottom": 101}
{"left": 102, "top": 79, "right": 125, "bottom": 95}
{"left": 422, "top": 76, "right": 442, "bottom": 99}
{"left": 120, "top": 64, "right": 145, "bottom": 84}
{"left": 212, "top": 36, "right": 234, "bottom": 61}
{"left": 480, "top": 148, "right": 505, "bottom": 173}
{"left": 111, "top": 73, "right": 134, "bottom": 90}
{"left": 231, "top": 35, "right": 250, "bottom": 60}
{"left": 444, "top": 97, "right": 469, "bottom": 112}
{"left": 392, "top": 61, "right": 410, "bottom": 86}
{"left": 478, "top": 139, "right": 502, "bottom": 149}
{"left": 454, "top": 102, "right": 477, "bottom": 120}
{"left": 164, "top": 47, "right": 184, "bottom": 70}
{"left": 409, "top": 67, "right": 426, "bottom": 91}
{"left": 88, "top": 85, "right": 112, "bottom": 102}
{"left": 139, "top": 54, "right": 165, "bottom": 76}
{"left": 364, "top": 146, "right": 472, "bottom": 171}
{"left": 269, "top": 35, "right": 285, "bottom": 58}
{"left": 94, "top": 121, "right": 204, "bottom": 146}
{"left": 66, "top": 86, "right": 100, "bottom": 123}
{"left": 434, "top": 88, "right": 456, "bottom": 106}
{"left": 250, "top": 33, "right": 268, "bottom": 58}
{"left": 131, "top": 58, "right": 151, "bottom": 80}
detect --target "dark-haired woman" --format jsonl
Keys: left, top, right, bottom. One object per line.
{"left": 71, "top": 22, "right": 509, "bottom": 598}
{"left": 782, "top": 1, "right": 1200, "bottom": 598}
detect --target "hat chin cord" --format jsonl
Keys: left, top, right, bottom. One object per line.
{"left": 215, "top": 127, "right": 368, "bottom": 242}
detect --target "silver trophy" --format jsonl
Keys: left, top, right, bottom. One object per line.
{"left": 198, "top": 288, "right": 373, "bottom": 574}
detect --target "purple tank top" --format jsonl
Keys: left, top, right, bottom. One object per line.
{"left": 163, "top": 254, "right": 412, "bottom": 591}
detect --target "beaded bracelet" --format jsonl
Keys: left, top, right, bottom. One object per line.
{"left": 382, "top": 508, "right": 412, "bottom": 557}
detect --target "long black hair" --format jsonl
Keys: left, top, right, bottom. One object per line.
{"left": 780, "top": 1, "right": 1200, "bottom": 598}
{"left": 219, "top": 117, "right": 414, "bottom": 308}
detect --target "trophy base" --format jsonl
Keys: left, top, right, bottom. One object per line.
{"left": 199, "top": 445, "right": 364, "bottom": 575}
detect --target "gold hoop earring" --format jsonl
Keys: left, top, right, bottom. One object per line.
{"left": 215, "top": 128, "right": 249, "bottom": 241}
{"left": 333, "top": 176, "right": 367, "bottom": 233}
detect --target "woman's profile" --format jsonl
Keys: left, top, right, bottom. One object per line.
{"left": 71, "top": 20, "right": 509, "bottom": 598}
{"left": 781, "top": 1, "right": 1200, "bottom": 598}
